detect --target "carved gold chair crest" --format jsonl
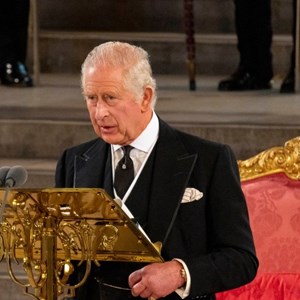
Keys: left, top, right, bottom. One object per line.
{"left": 238, "top": 136, "right": 300, "bottom": 181}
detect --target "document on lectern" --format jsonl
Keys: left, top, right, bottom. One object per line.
{"left": 0, "top": 188, "right": 163, "bottom": 264}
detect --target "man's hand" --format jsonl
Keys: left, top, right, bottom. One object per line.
{"left": 128, "top": 260, "right": 186, "bottom": 299}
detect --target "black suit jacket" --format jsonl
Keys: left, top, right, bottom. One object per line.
{"left": 55, "top": 119, "right": 258, "bottom": 299}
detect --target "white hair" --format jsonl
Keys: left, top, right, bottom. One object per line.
{"left": 81, "top": 41, "right": 157, "bottom": 108}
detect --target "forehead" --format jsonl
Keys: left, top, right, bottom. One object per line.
{"left": 83, "top": 66, "right": 125, "bottom": 91}
{"left": 85, "top": 65, "right": 123, "bottom": 80}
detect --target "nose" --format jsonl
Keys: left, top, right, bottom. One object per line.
{"left": 95, "top": 100, "right": 109, "bottom": 119}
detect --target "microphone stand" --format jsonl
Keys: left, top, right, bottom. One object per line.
{"left": 0, "top": 185, "right": 10, "bottom": 223}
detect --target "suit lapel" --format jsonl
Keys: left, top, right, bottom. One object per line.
{"left": 74, "top": 140, "right": 113, "bottom": 196}
{"left": 145, "top": 120, "right": 197, "bottom": 245}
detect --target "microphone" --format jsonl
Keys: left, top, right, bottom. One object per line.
{"left": 4, "top": 165, "right": 28, "bottom": 188}
{"left": 0, "top": 166, "right": 10, "bottom": 187}
{"left": 0, "top": 165, "right": 28, "bottom": 222}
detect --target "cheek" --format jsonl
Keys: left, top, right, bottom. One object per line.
{"left": 86, "top": 103, "right": 94, "bottom": 115}
{"left": 87, "top": 105, "right": 99, "bottom": 122}
{"left": 88, "top": 109, "right": 96, "bottom": 124}
{"left": 87, "top": 107, "right": 100, "bottom": 130}
{"left": 122, "top": 108, "right": 140, "bottom": 126}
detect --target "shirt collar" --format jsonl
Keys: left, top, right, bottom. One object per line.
{"left": 112, "top": 112, "right": 159, "bottom": 153}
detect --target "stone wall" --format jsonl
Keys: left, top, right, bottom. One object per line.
{"left": 37, "top": 0, "right": 293, "bottom": 34}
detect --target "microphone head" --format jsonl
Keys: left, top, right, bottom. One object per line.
{"left": 0, "top": 166, "right": 10, "bottom": 187}
{"left": 5, "top": 165, "right": 28, "bottom": 188}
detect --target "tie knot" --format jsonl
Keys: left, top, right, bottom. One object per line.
{"left": 122, "top": 145, "right": 133, "bottom": 155}
{"left": 121, "top": 146, "right": 133, "bottom": 170}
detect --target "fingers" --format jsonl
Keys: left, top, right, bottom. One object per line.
{"left": 128, "top": 268, "right": 142, "bottom": 288}
{"left": 130, "top": 281, "right": 156, "bottom": 298}
{"left": 129, "top": 269, "right": 150, "bottom": 298}
{"left": 132, "top": 282, "right": 154, "bottom": 298}
{"left": 129, "top": 268, "right": 156, "bottom": 298}
{"left": 129, "top": 262, "right": 185, "bottom": 298}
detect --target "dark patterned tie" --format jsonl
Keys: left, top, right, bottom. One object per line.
{"left": 114, "top": 146, "right": 134, "bottom": 198}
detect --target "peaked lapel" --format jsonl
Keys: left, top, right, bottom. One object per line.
{"left": 144, "top": 120, "right": 197, "bottom": 245}
{"left": 74, "top": 139, "right": 114, "bottom": 196}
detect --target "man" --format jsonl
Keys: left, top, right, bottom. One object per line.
{"left": 280, "top": 0, "right": 296, "bottom": 93}
{"left": 55, "top": 41, "right": 258, "bottom": 299}
{"left": 218, "top": 0, "right": 273, "bottom": 91}
{"left": 0, "top": 0, "right": 33, "bottom": 87}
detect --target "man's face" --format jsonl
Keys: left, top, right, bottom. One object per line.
{"left": 83, "top": 66, "right": 153, "bottom": 145}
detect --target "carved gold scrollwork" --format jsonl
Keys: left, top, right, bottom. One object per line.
{"left": 56, "top": 220, "right": 93, "bottom": 294}
{"left": 0, "top": 232, "right": 4, "bottom": 260}
{"left": 238, "top": 137, "right": 300, "bottom": 181}
{"left": 0, "top": 188, "right": 163, "bottom": 299}
{"left": 0, "top": 191, "right": 47, "bottom": 299}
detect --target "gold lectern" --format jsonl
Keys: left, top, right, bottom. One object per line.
{"left": 0, "top": 188, "right": 163, "bottom": 300}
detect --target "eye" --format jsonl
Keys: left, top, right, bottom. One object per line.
{"left": 85, "top": 94, "right": 97, "bottom": 102}
{"left": 103, "top": 94, "right": 115, "bottom": 101}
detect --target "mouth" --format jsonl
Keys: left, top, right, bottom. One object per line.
{"left": 100, "top": 125, "right": 116, "bottom": 134}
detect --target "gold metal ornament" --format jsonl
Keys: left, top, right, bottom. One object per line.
{"left": 0, "top": 188, "right": 163, "bottom": 299}
{"left": 238, "top": 137, "right": 300, "bottom": 181}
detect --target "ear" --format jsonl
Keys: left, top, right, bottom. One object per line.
{"left": 141, "top": 86, "right": 153, "bottom": 112}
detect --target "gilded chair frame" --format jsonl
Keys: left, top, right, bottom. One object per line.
{"left": 238, "top": 137, "right": 300, "bottom": 181}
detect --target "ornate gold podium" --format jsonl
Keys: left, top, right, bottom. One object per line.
{"left": 0, "top": 188, "right": 163, "bottom": 300}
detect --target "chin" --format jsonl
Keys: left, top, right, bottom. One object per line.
{"left": 100, "top": 135, "right": 118, "bottom": 145}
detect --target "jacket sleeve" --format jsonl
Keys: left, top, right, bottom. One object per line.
{"left": 184, "top": 144, "right": 258, "bottom": 297}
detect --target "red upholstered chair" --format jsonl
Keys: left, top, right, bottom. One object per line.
{"left": 216, "top": 137, "right": 300, "bottom": 300}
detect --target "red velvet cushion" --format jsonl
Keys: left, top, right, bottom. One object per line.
{"left": 242, "top": 173, "right": 300, "bottom": 274}
{"left": 216, "top": 173, "right": 300, "bottom": 299}
{"left": 216, "top": 273, "right": 300, "bottom": 300}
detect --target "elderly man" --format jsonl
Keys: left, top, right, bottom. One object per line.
{"left": 56, "top": 41, "right": 258, "bottom": 300}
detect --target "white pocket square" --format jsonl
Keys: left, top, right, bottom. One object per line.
{"left": 181, "top": 188, "right": 203, "bottom": 203}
